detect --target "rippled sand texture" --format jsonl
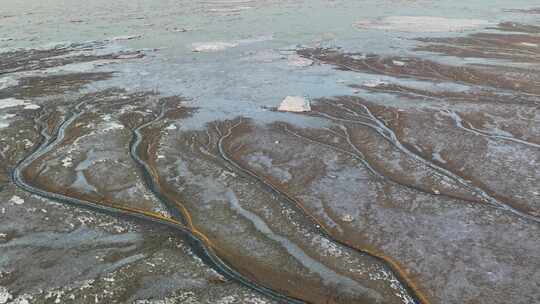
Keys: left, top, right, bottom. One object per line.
{"left": 1, "top": 0, "right": 540, "bottom": 303}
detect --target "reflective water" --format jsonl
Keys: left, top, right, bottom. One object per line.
{"left": 2, "top": 0, "right": 538, "bottom": 129}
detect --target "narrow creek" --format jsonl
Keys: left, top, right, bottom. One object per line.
{"left": 11, "top": 104, "right": 307, "bottom": 304}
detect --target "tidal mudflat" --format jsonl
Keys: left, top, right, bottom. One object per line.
{"left": 1, "top": 1, "right": 539, "bottom": 303}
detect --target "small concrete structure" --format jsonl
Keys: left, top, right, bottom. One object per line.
{"left": 278, "top": 96, "right": 311, "bottom": 112}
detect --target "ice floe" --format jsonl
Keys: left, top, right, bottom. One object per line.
{"left": 110, "top": 35, "right": 142, "bottom": 41}
{"left": 192, "top": 42, "right": 239, "bottom": 52}
{"left": 354, "top": 16, "right": 489, "bottom": 32}
{"left": 0, "top": 98, "right": 40, "bottom": 110}
{"left": 191, "top": 35, "right": 272, "bottom": 53}
{"left": 288, "top": 55, "right": 314, "bottom": 67}
{"left": 362, "top": 79, "right": 387, "bottom": 87}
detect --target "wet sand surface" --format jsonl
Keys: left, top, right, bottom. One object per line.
{"left": 0, "top": 1, "right": 539, "bottom": 303}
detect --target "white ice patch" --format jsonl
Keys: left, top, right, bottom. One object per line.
{"left": 0, "top": 98, "right": 39, "bottom": 110}
{"left": 101, "top": 122, "right": 124, "bottom": 132}
{"left": 191, "top": 42, "right": 239, "bottom": 52}
{"left": 9, "top": 195, "right": 24, "bottom": 205}
{"left": 341, "top": 214, "right": 354, "bottom": 222}
{"left": 432, "top": 151, "right": 447, "bottom": 164}
{"left": 191, "top": 35, "right": 271, "bottom": 53}
{"left": 0, "top": 287, "right": 12, "bottom": 304}
{"left": 115, "top": 53, "right": 144, "bottom": 60}
{"left": 24, "top": 104, "right": 40, "bottom": 110}
{"left": 0, "top": 76, "right": 18, "bottom": 90}
{"left": 62, "top": 156, "right": 73, "bottom": 168}
{"left": 109, "top": 35, "right": 142, "bottom": 41}
{"left": 0, "top": 98, "right": 26, "bottom": 109}
{"left": 519, "top": 42, "right": 538, "bottom": 48}
{"left": 12, "top": 294, "right": 33, "bottom": 304}
{"left": 362, "top": 79, "right": 387, "bottom": 87}
{"left": 354, "top": 16, "right": 489, "bottom": 32}
{"left": 0, "top": 113, "right": 16, "bottom": 129}
{"left": 42, "top": 60, "right": 114, "bottom": 74}
{"left": 277, "top": 96, "right": 311, "bottom": 112}
{"left": 287, "top": 55, "right": 314, "bottom": 67}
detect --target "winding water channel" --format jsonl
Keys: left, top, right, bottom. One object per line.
{"left": 11, "top": 104, "right": 307, "bottom": 304}
{"left": 2, "top": 1, "right": 539, "bottom": 303}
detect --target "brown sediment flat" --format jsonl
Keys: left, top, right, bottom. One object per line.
{"left": 0, "top": 44, "right": 143, "bottom": 75}
{"left": 297, "top": 48, "right": 540, "bottom": 95}
{"left": 296, "top": 45, "right": 540, "bottom": 219}
{"left": 489, "top": 21, "right": 540, "bottom": 33}
{"left": 219, "top": 120, "right": 434, "bottom": 304}
{"left": 414, "top": 26, "right": 540, "bottom": 63}
{"left": 142, "top": 117, "right": 421, "bottom": 304}
{"left": 19, "top": 90, "right": 178, "bottom": 213}
{"left": 220, "top": 116, "right": 539, "bottom": 304}
{"left": 0, "top": 72, "right": 115, "bottom": 99}
{"left": 351, "top": 82, "right": 540, "bottom": 106}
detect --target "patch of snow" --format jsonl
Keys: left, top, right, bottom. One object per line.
{"left": 191, "top": 35, "right": 271, "bottom": 53}
{"left": 0, "top": 76, "right": 18, "bottom": 90}
{"left": 392, "top": 60, "right": 406, "bottom": 66}
{"left": 42, "top": 60, "right": 114, "bottom": 74}
{"left": 278, "top": 96, "right": 311, "bottom": 112}
{"left": 520, "top": 42, "right": 538, "bottom": 47}
{"left": 10, "top": 195, "right": 24, "bottom": 205}
{"left": 236, "top": 35, "right": 273, "bottom": 44}
{"left": 432, "top": 151, "right": 447, "bottom": 164}
{"left": 341, "top": 214, "right": 354, "bottom": 222}
{"left": 0, "top": 98, "right": 27, "bottom": 109}
{"left": 0, "top": 286, "right": 12, "bottom": 304}
{"left": 23, "top": 104, "right": 40, "bottom": 110}
{"left": 288, "top": 55, "right": 314, "bottom": 67}
{"left": 166, "top": 124, "right": 177, "bottom": 130}
{"left": 191, "top": 42, "right": 238, "bottom": 52}
{"left": 362, "top": 80, "right": 387, "bottom": 87}
{"left": 102, "top": 121, "right": 124, "bottom": 132}
{"left": 62, "top": 157, "right": 73, "bottom": 168}
{"left": 0, "top": 114, "right": 15, "bottom": 129}
{"left": 0, "top": 98, "right": 39, "bottom": 110}
{"left": 246, "top": 298, "right": 270, "bottom": 304}
{"left": 354, "top": 16, "right": 489, "bottom": 33}
{"left": 216, "top": 296, "right": 236, "bottom": 304}
{"left": 110, "top": 35, "right": 142, "bottom": 41}
{"left": 116, "top": 52, "right": 144, "bottom": 59}
{"left": 12, "top": 294, "right": 32, "bottom": 304}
